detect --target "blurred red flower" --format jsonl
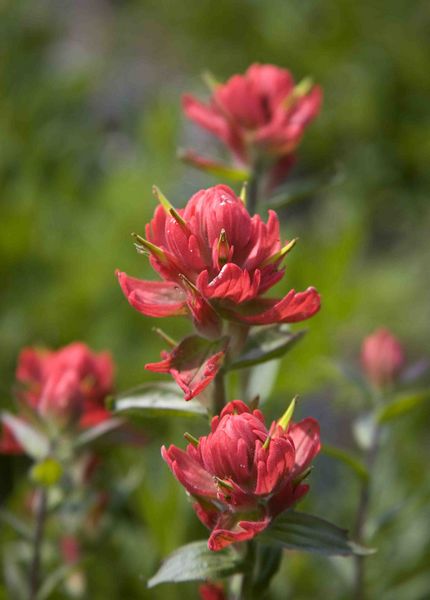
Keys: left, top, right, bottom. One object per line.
{"left": 199, "top": 582, "right": 226, "bottom": 600}
{"left": 361, "top": 329, "right": 405, "bottom": 389}
{"left": 183, "top": 63, "right": 322, "bottom": 184}
{"left": 0, "top": 342, "right": 114, "bottom": 453}
{"left": 162, "top": 400, "right": 320, "bottom": 551}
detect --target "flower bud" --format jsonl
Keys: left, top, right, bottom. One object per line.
{"left": 361, "top": 328, "right": 405, "bottom": 389}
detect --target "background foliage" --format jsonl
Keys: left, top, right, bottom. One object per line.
{"left": 1, "top": 1, "right": 429, "bottom": 598}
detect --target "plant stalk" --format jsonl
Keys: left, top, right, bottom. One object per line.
{"left": 29, "top": 488, "right": 48, "bottom": 600}
{"left": 353, "top": 424, "right": 381, "bottom": 600}
{"left": 247, "top": 162, "right": 264, "bottom": 216}
{"left": 213, "top": 370, "right": 226, "bottom": 415}
{"left": 238, "top": 540, "right": 257, "bottom": 600}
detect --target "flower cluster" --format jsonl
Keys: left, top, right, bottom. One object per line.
{"left": 0, "top": 342, "right": 114, "bottom": 454}
{"left": 183, "top": 63, "right": 322, "bottom": 184}
{"left": 117, "top": 184, "right": 320, "bottom": 398}
{"left": 162, "top": 400, "right": 320, "bottom": 551}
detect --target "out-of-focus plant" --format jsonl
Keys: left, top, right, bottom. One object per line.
{"left": 0, "top": 343, "right": 128, "bottom": 599}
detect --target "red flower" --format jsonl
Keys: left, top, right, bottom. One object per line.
{"left": 162, "top": 400, "right": 320, "bottom": 551}
{"left": 117, "top": 184, "right": 320, "bottom": 339}
{"left": 0, "top": 343, "right": 114, "bottom": 454}
{"left": 183, "top": 64, "right": 322, "bottom": 183}
{"left": 361, "top": 328, "right": 405, "bottom": 389}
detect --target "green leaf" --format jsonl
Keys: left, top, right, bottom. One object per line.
{"left": 74, "top": 417, "right": 124, "bottom": 447}
{"left": 110, "top": 383, "right": 207, "bottom": 418}
{"left": 179, "top": 149, "right": 249, "bottom": 181}
{"left": 267, "top": 164, "right": 343, "bottom": 210}
{"left": 377, "top": 390, "right": 430, "bottom": 424}
{"left": 30, "top": 458, "right": 63, "bottom": 487}
{"left": 262, "top": 511, "right": 374, "bottom": 556}
{"left": 36, "top": 564, "right": 78, "bottom": 600}
{"left": 0, "top": 509, "right": 33, "bottom": 540}
{"left": 228, "top": 326, "right": 306, "bottom": 371}
{"left": 1, "top": 412, "right": 49, "bottom": 460}
{"left": 322, "top": 444, "right": 369, "bottom": 482}
{"left": 147, "top": 540, "right": 243, "bottom": 588}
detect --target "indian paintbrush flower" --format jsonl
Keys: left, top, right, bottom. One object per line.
{"left": 182, "top": 63, "right": 322, "bottom": 186}
{"left": 117, "top": 184, "right": 319, "bottom": 332}
{"left": 361, "top": 328, "right": 405, "bottom": 390}
{"left": 162, "top": 399, "right": 321, "bottom": 551}
{"left": 0, "top": 342, "right": 114, "bottom": 454}
{"left": 117, "top": 184, "right": 320, "bottom": 399}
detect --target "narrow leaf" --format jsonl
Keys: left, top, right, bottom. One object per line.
{"left": 262, "top": 511, "right": 374, "bottom": 556}
{"left": 377, "top": 390, "right": 430, "bottom": 424}
{"left": 179, "top": 149, "right": 249, "bottom": 181}
{"left": 1, "top": 412, "right": 49, "bottom": 460}
{"left": 148, "top": 540, "right": 243, "bottom": 588}
{"left": 0, "top": 509, "right": 33, "bottom": 540}
{"left": 74, "top": 417, "right": 124, "bottom": 448}
{"left": 111, "top": 383, "right": 207, "bottom": 418}
{"left": 322, "top": 444, "right": 369, "bottom": 482}
{"left": 228, "top": 326, "right": 306, "bottom": 371}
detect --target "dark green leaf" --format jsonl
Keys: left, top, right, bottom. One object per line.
{"left": 1, "top": 412, "right": 49, "bottom": 460}
{"left": 228, "top": 326, "right": 306, "bottom": 370}
{"left": 262, "top": 511, "right": 374, "bottom": 556}
{"left": 322, "top": 444, "right": 369, "bottom": 482}
{"left": 253, "top": 544, "right": 283, "bottom": 594}
{"left": 377, "top": 390, "right": 430, "bottom": 424}
{"left": 147, "top": 540, "right": 243, "bottom": 587}
{"left": 110, "top": 383, "right": 207, "bottom": 418}
{"left": 267, "top": 164, "right": 343, "bottom": 210}
{"left": 74, "top": 417, "right": 124, "bottom": 447}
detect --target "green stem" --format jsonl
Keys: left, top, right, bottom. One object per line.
{"left": 238, "top": 540, "right": 257, "bottom": 600}
{"left": 213, "top": 370, "right": 226, "bottom": 415}
{"left": 29, "top": 488, "right": 48, "bottom": 600}
{"left": 247, "top": 163, "right": 264, "bottom": 216}
{"left": 353, "top": 424, "right": 381, "bottom": 600}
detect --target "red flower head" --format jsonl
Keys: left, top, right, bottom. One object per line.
{"left": 162, "top": 400, "right": 320, "bottom": 551}
{"left": 361, "top": 328, "right": 405, "bottom": 389}
{"left": 0, "top": 343, "right": 114, "bottom": 454}
{"left": 117, "top": 184, "right": 320, "bottom": 339}
{"left": 183, "top": 64, "right": 322, "bottom": 184}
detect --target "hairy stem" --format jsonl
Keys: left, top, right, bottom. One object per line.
{"left": 247, "top": 163, "right": 264, "bottom": 215}
{"left": 238, "top": 540, "right": 257, "bottom": 600}
{"left": 213, "top": 370, "right": 226, "bottom": 415}
{"left": 353, "top": 425, "right": 381, "bottom": 600}
{"left": 29, "top": 488, "right": 48, "bottom": 600}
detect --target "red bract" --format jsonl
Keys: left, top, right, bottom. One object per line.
{"left": 199, "top": 582, "right": 226, "bottom": 600}
{"left": 183, "top": 64, "right": 322, "bottom": 183}
{"left": 162, "top": 400, "right": 320, "bottom": 551}
{"left": 0, "top": 343, "right": 114, "bottom": 454}
{"left": 361, "top": 328, "right": 405, "bottom": 389}
{"left": 117, "top": 184, "right": 320, "bottom": 340}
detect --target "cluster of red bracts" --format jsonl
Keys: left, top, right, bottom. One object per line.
{"left": 0, "top": 343, "right": 114, "bottom": 454}
{"left": 182, "top": 63, "right": 322, "bottom": 186}
{"left": 117, "top": 184, "right": 320, "bottom": 400}
{"left": 162, "top": 400, "right": 320, "bottom": 551}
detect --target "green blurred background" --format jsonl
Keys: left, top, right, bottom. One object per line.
{"left": 1, "top": 1, "right": 429, "bottom": 598}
